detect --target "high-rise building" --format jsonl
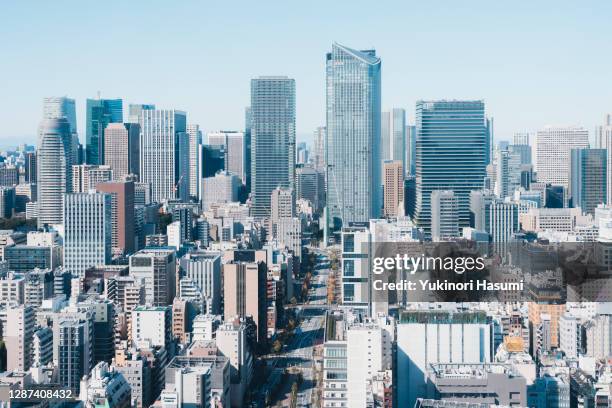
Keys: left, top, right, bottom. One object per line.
{"left": 43, "top": 97, "right": 77, "bottom": 133}
{"left": 397, "top": 310, "right": 492, "bottom": 407}
{"left": 201, "top": 144, "right": 226, "bottom": 179}
{"left": 6, "top": 305, "right": 35, "bottom": 372}
{"left": 270, "top": 186, "right": 295, "bottom": 222}
{"left": 0, "top": 186, "right": 15, "bottom": 218}
{"left": 495, "top": 148, "right": 522, "bottom": 199}
{"left": 296, "top": 166, "right": 325, "bottom": 212}
{"left": 207, "top": 131, "right": 247, "bottom": 184}
{"left": 104, "top": 123, "right": 140, "bottom": 180}
{"left": 25, "top": 151, "right": 36, "bottom": 183}
{"left": 63, "top": 192, "right": 112, "bottom": 277}
{"left": 201, "top": 171, "right": 240, "bottom": 211}
{"left": 223, "top": 262, "right": 267, "bottom": 343}
{"left": 37, "top": 118, "right": 73, "bottom": 228}
{"left": 313, "top": 127, "right": 326, "bottom": 172}
{"left": 80, "top": 362, "right": 132, "bottom": 408}
{"left": 431, "top": 190, "right": 459, "bottom": 242}
{"left": 129, "top": 248, "right": 176, "bottom": 306}
{"left": 381, "top": 108, "right": 406, "bottom": 174}
{"left": 596, "top": 115, "right": 612, "bottom": 205}
{"left": 570, "top": 148, "right": 607, "bottom": 215}
{"left": 535, "top": 127, "right": 589, "bottom": 189}
{"left": 55, "top": 315, "right": 94, "bottom": 394}
{"left": 383, "top": 160, "right": 404, "bottom": 218}
{"left": 216, "top": 320, "right": 253, "bottom": 406}
{"left": 72, "top": 164, "right": 113, "bottom": 192}
{"left": 179, "top": 251, "right": 222, "bottom": 315}
{"left": 413, "top": 100, "right": 487, "bottom": 236}
{"left": 132, "top": 306, "right": 172, "bottom": 349}
{"left": 326, "top": 43, "right": 382, "bottom": 229}
{"left": 187, "top": 124, "right": 202, "bottom": 199}
{"left": 140, "top": 109, "right": 187, "bottom": 203}
{"left": 97, "top": 180, "right": 136, "bottom": 255}
{"left": 127, "top": 103, "right": 155, "bottom": 124}
{"left": 250, "top": 76, "right": 296, "bottom": 218}
{"left": 86, "top": 98, "right": 123, "bottom": 165}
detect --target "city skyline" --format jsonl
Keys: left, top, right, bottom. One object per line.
{"left": 2, "top": 1, "right": 612, "bottom": 146}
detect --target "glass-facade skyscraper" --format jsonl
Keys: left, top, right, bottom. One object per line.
{"left": 413, "top": 100, "right": 487, "bottom": 236}
{"left": 86, "top": 98, "right": 123, "bottom": 165}
{"left": 250, "top": 76, "right": 296, "bottom": 218}
{"left": 570, "top": 148, "right": 607, "bottom": 216}
{"left": 326, "top": 43, "right": 381, "bottom": 230}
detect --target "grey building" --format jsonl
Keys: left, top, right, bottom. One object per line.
{"left": 326, "top": 43, "right": 381, "bottom": 230}
{"left": 570, "top": 148, "right": 607, "bottom": 215}
{"left": 250, "top": 76, "right": 296, "bottom": 218}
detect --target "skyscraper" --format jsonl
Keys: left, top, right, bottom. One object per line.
{"left": 24, "top": 151, "right": 36, "bottom": 183}
{"left": 570, "top": 148, "right": 607, "bottom": 215}
{"left": 37, "top": 118, "right": 73, "bottom": 229}
{"left": 313, "top": 126, "right": 326, "bottom": 172}
{"left": 139, "top": 109, "right": 187, "bottom": 203}
{"left": 326, "top": 43, "right": 382, "bottom": 230}
{"left": 127, "top": 103, "right": 155, "bottom": 123}
{"left": 535, "top": 127, "right": 589, "bottom": 189}
{"left": 186, "top": 124, "right": 202, "bottom": 200}
{"left": 43, "top": 97, "right": 77, "bottom": 133}
{"left": 381, "top": 108, "right": 406, "bottom": 174}
{"left": 383, "top": 160, "right": 404, "bottom": 218}
{"left": 63, "top": 192, "right": 112, "bottom": 277}
{"left": 413, "top": 100, "right": 487, "bottom": 236}
{"left": 86, "top": 98, "right": 123, "bottom": 165}
{"left": 596, "top": 115, "right": 612, "bottom": 205}
{"left": 104, "top": 123, "right": 140, "bottom": 180}
{"left": 207, "top": 131, "right": 247, "bottom": 184}
{"left": 250, "top": 76, "right": 296, "bottom": 218}
{"left": 6, "top": 305, "right": 35, "bottom": 372}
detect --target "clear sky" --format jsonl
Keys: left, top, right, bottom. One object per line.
{"left": 1, "top": 0, "right": 611, "bottom": 147}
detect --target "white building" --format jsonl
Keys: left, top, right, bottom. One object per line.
{"left": 186, "top": 124, "right": 202, "bottom": 200}
{"left": 346, "top": 318, "right": 395, "bottom": 408}
{"left": 132, "top": 306, "right": 172, "bottom": 349}
{"left": 535, "top": 126, "right": 589, "bottom": 189}
{"left": 559, "top": 313, "right": 581, "bottom": 359}
{"left": 140, "top": 109, "right": 187, "bottom": 203}
{"left": 396, "top": 310, "right": 492, "bottom": 407}
{"left": 431, "top": 190, "right": 459, "bottom": 242}
{"left": 129, "top": 249, "right": 176, "bottom": 307}
{"left": 179, "top": 251, "right": 222, "bottom": 315}
{"left": 6, "top": 305, "right": 35, "bottom": 371}
{"left": 216, "top": 321, "right": 252, "bottom": 408}
{"left": 80, "top": 361, "right": 131, "bottom": 408}
{"left": 167, "top": 221, "right": 181, "bottom": 251}
{"left": 63, "top": 192, "right": 112, "bottom": 277}
{"left": 201, "top": 171, "right": 240, "bottom": 211}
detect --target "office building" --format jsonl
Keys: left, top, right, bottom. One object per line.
{"left": 129, "top": 248, "right": 176, "bottom": 306}
{"left": 201, "top": 144, "right": 225, "bottom": 178}
{"left": 97, "top": 180, "right": 135, "bottom": 255}
{"left": 72, "top": 164, "right": 113, "bottom": 192}
{"left": 180, "top": 251, "right": 222, "bottom": 315}
{"left": 32, "top": 327, "right": 53, "bottom": 367}
{"left": 413, "top": 100, "right": 487, "bottom": 237}
{"left": 139, "top": 109, "right": 187, "bottom": 203}
{"left": 132, "top": 306, "right": 172, "bottom": 349}
{"left": 186, "top": 124, "right": 202, "bottom": 199}
{"left": 86, "top": 98, "right": 123, "bottom": 165}
{"left": 216, "top": 321, "right": 253, "bottom": 407}
{"left": 326, "top": 43, "right": 381, "bottom": 229}
{"left": 535, "top": 127, "right": 589, "bottom": 189}
{"left": 296, "top": 166, "right": 325, "bottom": 212}
{"left": 127, "top": 103, "right": 155, "bottom": 123}
{"left": 37, "top": 118, "right": 73, "bottom": 228}
{"left": 381, "top": 108, "right": 406, "bottom": 173}
{"left": 201, "top": 171, "right": 240, "bottom": 211}
{"left": 63, "top": 192, "right": 112, "bottom": 277}
{"left": 25, "top": 151, "right": 36, "bottom": 183}
{"left": 0, "top": 186, "right": 15, "bottom": 218}
{"left": 383, "top": 160, "right": 404, "bottom": 218}
{"left": 396, "top": 310, "right": 492, "bottom": 407}
{"left": 250, "top": 76, "right": 296, "bottom": 218}
{"left": 431, "top": 190, "right": 459, "bottom": 242}
{"left": 570, "top": 148, "right": 606, "bottom": 215}
{"left": 223, "top": 262, "right": 267, "bottom": 343}
{"left": 313, "top": 126, "right": 326, "bottom": 172}
{"left": 6, "top": 305, "right": 35, "bottom": 372}
{"left": 104, "top": 122, "right": 140, "bottom": 180}
{"left": 0, "top": 166, "right": 18, "bottom": 186}
{"left": 207, "top": 131, "right": 247, "bottom": 184}
{"left": 43, "top": 96, "right": 78, "bottom": 167}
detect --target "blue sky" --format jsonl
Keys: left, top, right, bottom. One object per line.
{"left": 1, "top": 0, "right": 610, "bottom": 147}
